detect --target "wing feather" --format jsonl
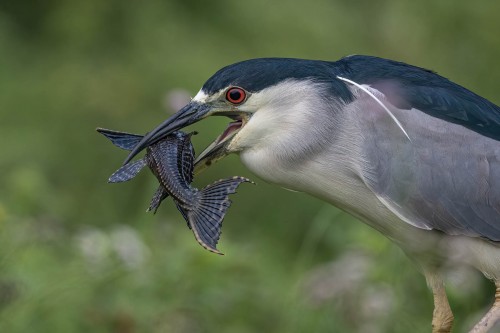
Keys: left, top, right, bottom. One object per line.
{"left": 352, "top": 91, "right": 500, "bottom": 241}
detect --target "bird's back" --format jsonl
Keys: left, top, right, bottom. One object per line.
{"left": 327, "top": 57, "right": 500, "bottom": 242}
{"left": 336, "top": 55, "right": 500, "bottom": 141}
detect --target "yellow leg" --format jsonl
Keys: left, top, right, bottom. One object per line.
{"left": 425, "top": 272, "right": 454, "bottom": 333}
{"left": 469, "top": 282, "right": 500, "bottom": 333}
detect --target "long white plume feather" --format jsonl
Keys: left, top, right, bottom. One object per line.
{"left": 336, "top": 76, "right": 411, "bottom": 141}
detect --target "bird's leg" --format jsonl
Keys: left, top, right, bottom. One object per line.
{"left": 469, "top": 282, "right": 500, "bottom": 333}
{"left": 425, "top": 272, "right": 454, "bottom": 333}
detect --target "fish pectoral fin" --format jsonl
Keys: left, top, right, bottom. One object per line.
{"left": 185, "top": 176, "right": 254, "bottom": 255}
{"left": 108, "top": 159, "right": 147, "bottom": 183}
{"left": 97, "top": 128, "right": 143, "bottom": 151}
{"left": 147, "top": 185, "right": 170, "bottom": 214}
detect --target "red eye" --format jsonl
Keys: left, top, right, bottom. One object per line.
{"left": 226, "top": 87, "right": 246, "bottom": 104}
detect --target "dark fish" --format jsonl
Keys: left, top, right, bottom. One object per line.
{"left": 97, "top": 128, "right": 253, "bottom": 254}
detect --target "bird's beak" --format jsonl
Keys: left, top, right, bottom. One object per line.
{"left": 124, "top": 101, "right": 211, "bottom": 165}
{"left": 193, "top": 111, "right": 251, "bottom": 175}
{"left": 193, "top": 126, "right": 237, "bottom": 175}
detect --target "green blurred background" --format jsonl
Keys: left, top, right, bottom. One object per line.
{"left": 0, "top": 1, "right": 499, "bottom": 332}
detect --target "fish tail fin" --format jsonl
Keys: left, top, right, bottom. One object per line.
{"left": 96, "top": 128, "right": 143, "bottom": 151}
{"left": 187, "top": 176, "right": 254, "bottom": 254}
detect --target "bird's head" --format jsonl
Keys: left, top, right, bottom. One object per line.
{"left": 124, "top": 58, "right": 353, "bottom": 172}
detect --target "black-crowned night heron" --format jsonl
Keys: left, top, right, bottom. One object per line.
{"left": 124, "top": 55, "right": 500, "bottom": 333}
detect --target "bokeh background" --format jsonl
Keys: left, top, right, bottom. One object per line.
{"left": 0, "top": 1, "right": 499, "bottom": 332}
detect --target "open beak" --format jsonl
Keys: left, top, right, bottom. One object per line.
{"left": 124, "top": 101, "right": 211, "bottom": 165}
{"left": 193, "top": 113, "right": 250, "bottom": 174}
{"left": 124, "top": 99, "right": 252, "bottom": 172}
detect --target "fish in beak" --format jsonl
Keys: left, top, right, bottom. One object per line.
{"left": 124, "top": 101, "right": 212, "bottom": 165}
{"left": 98, "top": 127, "right": 253, "bottom": 254}
{"left": 124, "top": 100, "right": 252, "bottom": 174}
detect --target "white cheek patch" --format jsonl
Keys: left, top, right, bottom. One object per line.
{"left": 192, "top": 89, "right": 227, "bottom": 103}
{"left": 193, "top": 90, "right": 208, "bottom": 103}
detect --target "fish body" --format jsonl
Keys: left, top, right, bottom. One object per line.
{"left": 146, "top": 132, "right": 196, "bottom": 211}
{"left": 97, "top": 128, "right": 252, "bottom": 254}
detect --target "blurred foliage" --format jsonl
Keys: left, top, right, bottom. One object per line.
{"left": 0, "top": 0, "right": 499, "bottom": 332}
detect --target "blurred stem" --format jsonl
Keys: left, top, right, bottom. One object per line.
{"left": 281, "top": 205, "right": 342, "bottom": 333}
{"left": 292, "top": 205, "right": 341, "bottom": 275}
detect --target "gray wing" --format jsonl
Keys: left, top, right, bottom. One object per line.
{"left": 357, "top": 96, "right": 500, "bottom": 241}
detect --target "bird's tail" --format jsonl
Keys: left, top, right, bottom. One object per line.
{"left": 178, "top": 177, "right": 254, "bottom": 254}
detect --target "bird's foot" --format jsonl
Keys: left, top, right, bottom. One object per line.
{"left": 425, "top": 271, "right": 454, "bottom": 333}
{"left": 431, "top": 285, "right": 454, "bottom": 333}
{"left": 432, "top": 307, "right": 454, "bottom": 333}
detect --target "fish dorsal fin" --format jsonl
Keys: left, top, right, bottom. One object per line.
{"left": 97, "top": 128, "right": 143, "bottom": 151}
{"left": 179, "top": 134, "right": 196, "bottom": 184}
{"left": 108, "top": 159, "right": 147, "bottom": 183}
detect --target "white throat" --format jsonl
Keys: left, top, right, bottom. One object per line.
{"left": 228, "top": 80, "right": 359, "bottom": 195}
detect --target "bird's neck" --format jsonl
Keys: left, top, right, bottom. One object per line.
{"left": 237, "top": 103, "right": 408, "bottom": 239}
{"left": 238, "top": 101, "right": 366, "bottom": 203}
